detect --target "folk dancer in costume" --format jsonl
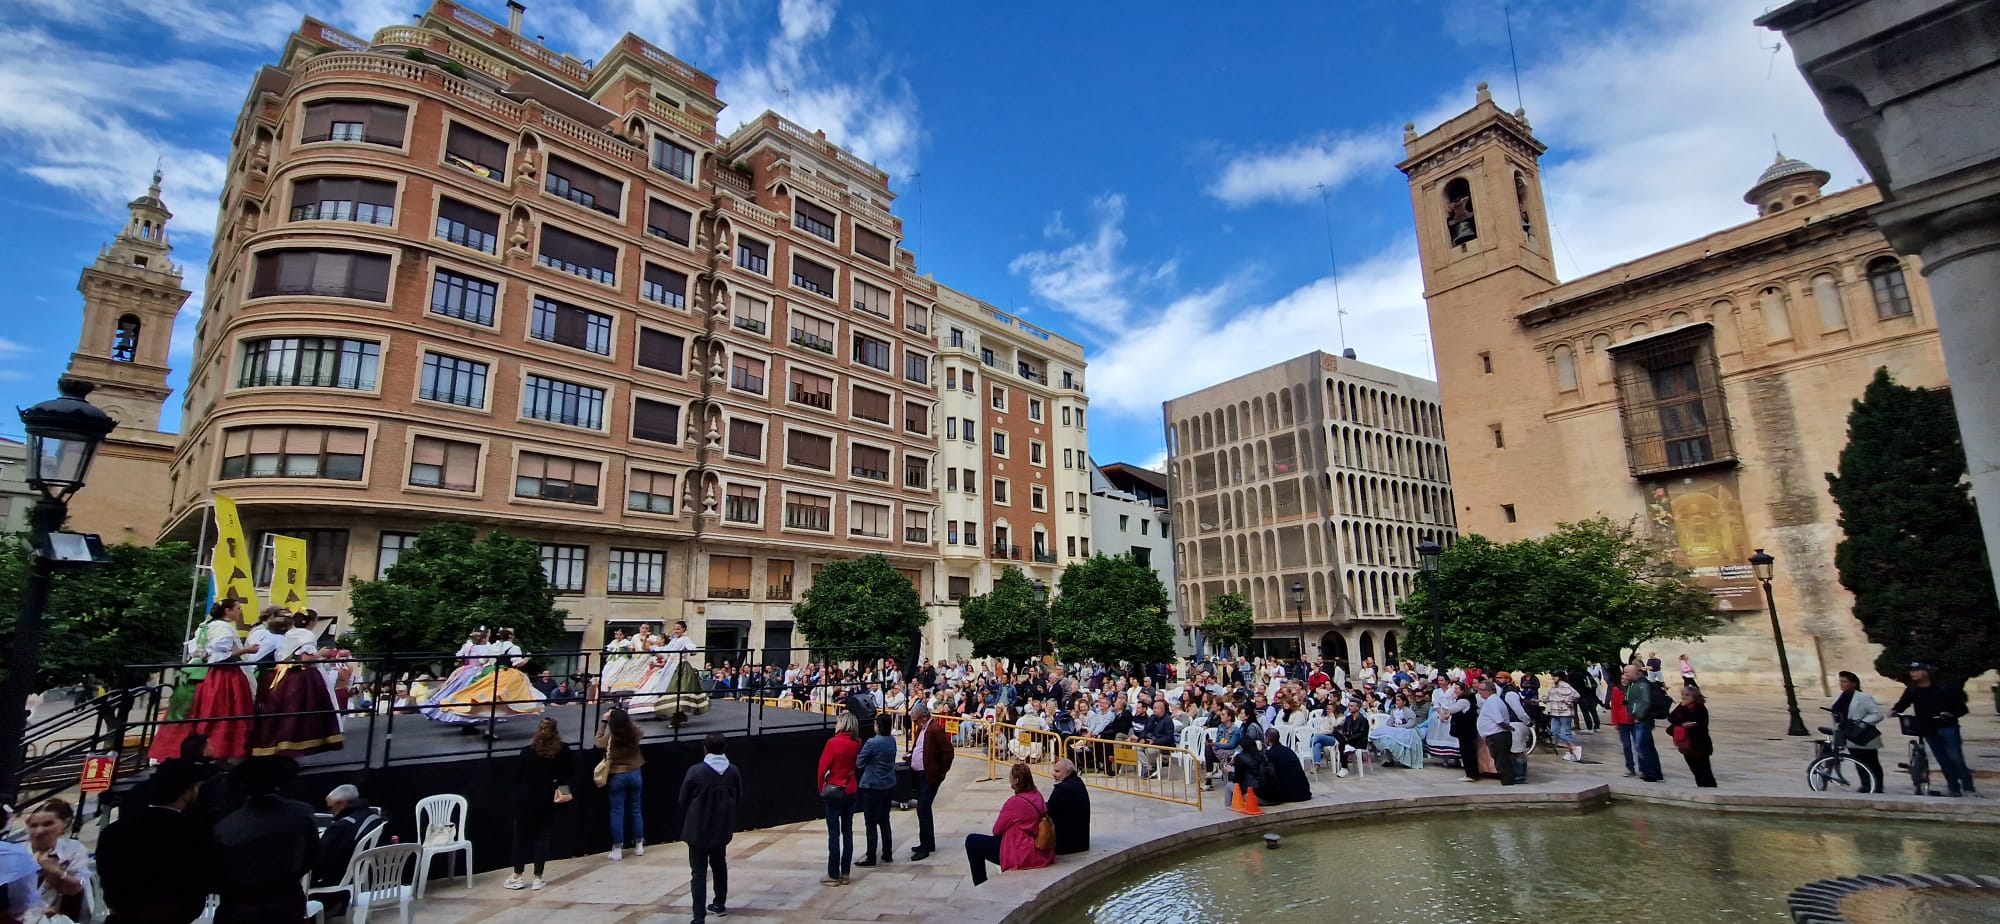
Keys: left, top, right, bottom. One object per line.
{"left": 630, "top": 621, "right": 710, "bottom": 725}
{"left": 149, "top": 599, "right": 259, "bottom": 760}
{"left": 597, "top": 628, "right": 646, "bottom": 699}
{"left": 429, "top": 628, "right": 548, "bottom": 736}
{"left": 248, "top": 609, "right": 345, "bottom": 758}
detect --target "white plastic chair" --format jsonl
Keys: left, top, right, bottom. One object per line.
{"left": 349, "top": 843, "right": 420, "bottom": 924}
{"left": 414, "top": 793, "right": 473, "bottom": 896}
{"left": 307, "top": 819, "right": 388, "bottom": 913}
{"left": 1173, "top": 725, "right": 1215, "bottom": 784}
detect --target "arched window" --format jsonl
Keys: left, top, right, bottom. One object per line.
{"left": 1812, "top": 273, "right": 1845, "bottom": 331}
{"left": 1867, "top": 257, "right": 1913, "bottom": 319}
{"left": 1759, "top": 286, "right": 1793, "bottom": 342}
{"left": 1589, "top": 333, "right": 1613, "bottom": 381}
{"left": 112, "top": 315, "right": 141, "bottom": 363}
{"left": 1552, "top": 344, "right": 1578, "bottom": 392}
{"left": 1444, "top": 177, "right": 1477, "bottom": 245}
{"left": 1515, "top": 172, "right": 1532, "bottom": 236}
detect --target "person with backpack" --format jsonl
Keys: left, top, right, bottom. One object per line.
{"left": 1621, "top": 664, "right": 1665, "bottom": 782}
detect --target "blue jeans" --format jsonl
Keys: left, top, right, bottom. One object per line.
{"left": 1308, "top": 733, "right": 1341, "bottom": 765}
{"left": 1550, "top": 715, "right": 1575, "bottom": 746}
{"left": 608, "top": 769, "right": 644, "bottom": 848}
{"left": 1617, "top": 723, "right": 1639, "bottom": 773}
{"left": 1634, "top": 720, "right": 1663, "bottom": 780}
{"left": 823, "top": 792, "right": 854, "bottom": 878}
{"left": 1927, "top": 726, "right": 1977, "bottom": 794}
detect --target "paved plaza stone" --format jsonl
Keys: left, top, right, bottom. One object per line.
{"left": 406, "top": 690, "right": 2000, "bottom": 924}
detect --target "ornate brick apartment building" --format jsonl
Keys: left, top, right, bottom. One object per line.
{"left": 1402, "top": 84, "right": 1949, "bottom": 688}
{"left": 162, "top": 2, "right": 959, "bottom": 656}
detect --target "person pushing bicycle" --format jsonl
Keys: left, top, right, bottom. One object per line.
{"left": 1891, "top": 662, "right": 1977, "bottom": 798}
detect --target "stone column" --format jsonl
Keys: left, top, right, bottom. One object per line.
{"left": 1760, "top": 0, "right": 2000, "bottom": 593}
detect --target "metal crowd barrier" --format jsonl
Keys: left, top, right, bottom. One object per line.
{"left": 982, "top": 721, "right": 1204, "bottom": 809}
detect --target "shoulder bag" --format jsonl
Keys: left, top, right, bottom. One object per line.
{"left": 1033, "top": 811, "right": 1057, "bottom": 852}
{"left": 593, "top": 755, "right": 612, "bottom": 788}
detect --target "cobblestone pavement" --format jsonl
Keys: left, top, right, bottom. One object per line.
{"left": 406, "top": 690, "right": 2000, "bottom": 924}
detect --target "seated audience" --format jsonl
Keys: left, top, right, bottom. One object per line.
{"left": 1255, "top": 729, "right": 1313, "bottom": 805}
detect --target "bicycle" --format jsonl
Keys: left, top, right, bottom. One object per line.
{"left": 1893, "top": 713, "right": 1935, "bottom": 796}
{"left": 1806, "top": 707, "right": 1877, "bottom": 794}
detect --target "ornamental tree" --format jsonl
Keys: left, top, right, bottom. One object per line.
{"left": 1049, "top": 553, "right": 1176, "bottom": 666}
{"left": 1826, "top": 368, "right": 2000, "bottom": 690}
{"left": 791, "top": 553, "right": 927, "bottom": 667}
{"left": 0, "top": 539, "right": 198, "bottom": 689}
{"left": 347, "top": 523, "right": 567, "bottom": 665}
{"left": 957, "top": 566, "right": 1045, "bottom": 667}
{"left": 1200, "top": 592, "right": 1255, "bottom": 658}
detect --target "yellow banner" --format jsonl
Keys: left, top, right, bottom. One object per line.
{"left": 209, "top": 493, "right": 259, "bottom": 620}
{"left": 269, "top": 534, "right": 309, "bottom": 614}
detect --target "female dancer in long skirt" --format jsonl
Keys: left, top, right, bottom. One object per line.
{"left": 427, "top": 628, "right": 546, "bottom": 736}
{"left": 248, "top": 610, "right": 345, "bottom": 758}
{"left": 150, "top": 599, "right": 256, "bottom": 760}
{"left": 629, "top": 621, "right": 710, "bottom": 724}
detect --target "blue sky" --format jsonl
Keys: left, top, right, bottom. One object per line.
{"left": 0, "top": 0, "right": 1862, "bottom": 468}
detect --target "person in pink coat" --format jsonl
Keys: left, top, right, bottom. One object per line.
{"left": 965, "top": 763, "right": 1053, "bottom": 885}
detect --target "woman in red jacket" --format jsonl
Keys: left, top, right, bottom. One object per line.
{"left": 966, "top": 762, "right": 1054, "bottom": 885}
{"left": 816, "top": 712, "right": 863, "bottom": 885}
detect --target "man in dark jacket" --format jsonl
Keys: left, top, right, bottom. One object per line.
{"left": 907, "top": 702, "right": 954, "bottom": 861}
{"left": 1046, "top": 759, "right": 1091, "bottom": 854}
{"left": 1135, "top": 700, "right": 1177, "bottom": 779}
{"left": 309, "top": 784, "right": 383, "bottom": 913}
{"left": 98, "top": 759, "right": 216, "bottom": 923}
{"left": 681, "top": 733, "right": 744, "bottom": 923}
{"left": 1255, "top": 729, "right": 1313, "bottom": 805}
{"left": 212, "top": 757, "right": 318, "bottom": 924}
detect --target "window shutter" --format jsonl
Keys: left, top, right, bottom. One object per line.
{"left": 855, "top": 227, "right": 891, "bottom": 263}
{"left": 350, "top": 253, "right": 392, "bottom": 301}
{"left": 637, "top": 329, "right": 685, "bottom": 374}
{"left": 364, "top": 103, "right": 408, "bottom": 145}
{"left": 356, "top": 179, "right": 397, "bottom": 207}
{"left": 854, "top": 387, "right": 890, "bottom": 421}
{"left": 438, "top": 199, "right": 499, "bottom": 235}
{"left": 302, "top": 102, "right": 335, "bottom": 139}
{"left": 648, "top": 200, "right": 693, "bottom": 243}
{"left": 643, "top": 264, "right": 687, "bottom": 301}
{"left": 633, "top": 398, "right": 681, "bottom": 443}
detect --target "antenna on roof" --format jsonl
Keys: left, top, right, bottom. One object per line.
{"left": 1760, "top": 32, "right": 1785, "bottom": 79}
{"left": 1503, "top": 3, "right": 1526, "bottom": 111}
{"left": 1314, "top": 183, "right": 1348, "bottom": 353}
{"left": 1772, "top": 133, "right": 1783, "bottom": 158}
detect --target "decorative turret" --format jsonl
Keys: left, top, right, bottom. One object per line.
{"left": 64, "top": 169, "right": 192, "bottom": 432}
{"left": 1745, "top": 153, "right": 1831, "bottom": 217}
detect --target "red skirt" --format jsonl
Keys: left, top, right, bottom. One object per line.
{"left": 249, "top": 665, "right": 344, "bottom": 759}
{"left": 150, "top": 666, "right": 255, "bottom": 761}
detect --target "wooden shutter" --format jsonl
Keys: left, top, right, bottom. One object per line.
{"left": 632, "top": 398, "right": 681, "bottom": 443}
{"left": 437, "top": 199, "right": 499, "bottom": 235}
{"left": 637, "top": 329, "right": 685, "bottom": 374}
{"left": 302, "top": 102, "right": 336, "bottom": 139}
{"left": 648, "top": 200, "right": 692, "bottom": 243}
{"left": 852, "top": 445, "right": 890, "bottom": 476}
{"left": 349, "top": 253, "right": 392, "bottom": 301}
{"left": 853, "top": 387, "right": 890, "bottom": 422}
{"left": 728, "top": 419, "right": 763, "bottom": 456}
{"left": 355, "top": 179, "right": 397, "bottom": 207}
{"left": 787, "top": 431, "right": 832, "bottom": 469}
{"left": 643, "top": 264, "right": 687, "bottom": 302}
{"left": 854, "top": 227, "right": 891, "bottom": 263}
{"left": 793, "top": 257, "right": 834, "bottom": 293}
{"left": 364, "top": 103, "right": 408, "bottom": 146}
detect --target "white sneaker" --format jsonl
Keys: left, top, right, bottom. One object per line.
{"left": 531, "top": 879, "right": 546, "bottom": 891}
{"left": 609, "top": 848, "right": 624, "bottom": 861}
{"left": 634, "top": 843, "right": 646, "bottom": 857}
{"left": 1336, "top": 768, "right": 1350, "bottom": 778}
{"left": 1561, "top": 754, "right": 1577, "bottom": 762}
{"left": 503, "top": 875, "right": 527, "bottom": 890}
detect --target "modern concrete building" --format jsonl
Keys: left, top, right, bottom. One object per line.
{"left": 929, "top": 285, "right": 1090, "bottom": 658}
{"left": 1164, "top": 352, "right": 1455, "bottom": 664}
{"left": 1401, "top": 83, "right": 1950, "bottom": 689}
{"left": 1087, "top": 460, "right": 1177, "bottom": 648}
{"left": 163, "top": 3, "right": 950, "bottom": 655}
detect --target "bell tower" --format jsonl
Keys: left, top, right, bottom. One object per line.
{"left": 65, "top": 170, "right": 191, "bottom": 432}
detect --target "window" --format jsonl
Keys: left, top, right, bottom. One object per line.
{"left": 733, "top": 294, "right": 769, "bottom": 334}
{"left": 793, "top": 256, "right": 835, "bottom": 298}
{"left": 646, "top": 200, "right": 693, "bottom": 245}
{"left": 1030, "top": 486, "right": 1046, "bottom": 511}
{"left": 652, "top": 136, "right": 695, "bottom": 182}
{"left": 514, "top": 452, "right": 601, "bottom": 505}
{"left": 642, "top": 265, "right": 688, "bottom": 308}
{"left": 962, "top": 468, "right": 976, "bottom": 494}
{"left": 963, "top": 521, "right": 978, "bottom": 546}
{"left": 904, "top": 455, "right": 929, "bottom": 489}
{"left": 430, "top": 268, "right": 497, "bottom": 325}
{"left": 852, "top": 386, "right": 891, "bottom": 425}
{"left": 536, "top": 226, "right": 617, "bottom": 285}
{"left": 786, "top": 430, "right": 833, "bottom": 470}
{"left": 1064, "top": 491, "right": 1075, "bottom": 512}
{"left": 947, "top": 521, "right": 960, "bottom": 545}
{"left": 256, "top": 529, "right": 350, "bottom": 587}
{"left": 627, "top": 469, "right": 677, "bottom": 515}
{"left": 794, "top": 199, "right": 837, "bottom": 242}
{"left": 631, "top": 397, "right": 681, "bottom": 444}
{"left": 302, "top": 100, "right": 407, "bottom": 146}
{"left": 1141, "top": 519, "right": 1150, "bottom": 536}
{"left": 730, "top": 354, "right": 766, "bottom": 394}
{"left": 855, "top": 226, "right": 892, "bottom": 264}
{"left": 946, "top": 418, "right": 958, "bottom": 441}
{"left": 544, "top": 155, "right": 622, "bottom": 218}
{"left": 1080, "top": 538, "right": 1090, "bottom": 556}
{"left": 523, "top": 375, "right": 606, "bottom": 429}
{"left": 789, "top": 367, "right": 834, "bottom": 410}
{"left": 722, "top": 483, "right": 763, "bottom": 524}
{"left": 1868, "top": 257, "right": 1913, "bottom": 319}
{"left": 904, "top": 401, "right": 928, "bottom": 435}
{"left": 961, "top": 370, "right": 975, "bottom": 393}
{"left": 962, "top": 418, "right": 977, "bottom": 444}
{"left": 850, "top": 501, "right": 890, "bottom": 539}
{"left": 784, "top": 492, "right": 830, "bottom": 531}
{"left": 419, "top": 352, "right": 488, "bottom": 407}
{"left": 852, "top": 279, "right": 891, "bottom": 317}
{"left": 981, "top": 347, "right": 995, "bottom": 367}
{"left": 608, "top": 549, "right": 665, "bottom": 595}
{"left": 727, "top": 418, "right": 765, "bottom": 460}
{"left": 1076, "top": 409, "right": 1085, "bottom": 428}
{"left": 708, "top": 554, "right": 751, "bottom": 598}
{"left": 791, "top": 314, "right": 835, "bottom": 354}
{"left": 531, "top": 296, "right": 613, "bottom": 355}
{"left": 736, "top": 237, "right": 770, "bottom": 274}
{"left": 1480, "top": 352, "right": 1493, "bottom": 374}
{"left": 947, "top": 468, "right": 959, "bottom": 491}
{"left": 991, "top": 385, "right": 1007, "bottom": 411}
{"left": 407, "top": 435, "right": 480, "bottom": 491}
{"left": 1650, "top": 362, "right": 1714, "bottom": 467}
{"left": 637, "top": 329, "right": 686, "bottom": 375}
{"left": 1611, "top": 329, "right": 1736, "bottom": 476}
{"left": 851, "top": 444, "right": 891, "bottom": 482}
{"left": 1491, "top": 425, "right": 1504, "bottom": 449}
{"left": 539, "top": 544, "right": 588, "bottom": 593}
{"left": 992, "top": 431, "right": 1008, "bottom": 456}
{"left": 766, "top": 559, "right": 795, "bottom": 600}
{"left": 434, "top": 199, "right": 500, "bottom": 253}
{"left": 1812, "top": 274, "right": 1845, "bottom": 331}
{"left": 1067, "top": 536, "right": 1076, "bottom": 557}
{"left": 1063, "top": 448, "right": 1073, "bottom": 468}
{"left": 238, "top": 337, "right": 379, "bottom": 390}
{"left": 250, "top": 249, "right": 391, "bottom": 302}
{"left": 1061, "top": 406, "right": 1072, "bottom": 426}
{"left": 904, "top": 352, "right": 928, "bottom": 384}
{"left": 906, "top": 302, "right": 929, "bottom": 335}
{"left": 220, "top": 426, "right": 366, "bottom": 481}
{"left": 945, "top": 368, "right": 957, "bottom": 390}
{"left": 1553, "top": 345, "right": 1579, "bottom": 392}
{"left": 376, "top": 532, "right": 417, "bottom": 579}
{"left": 904, "top": 510, "right": 929, "bottom": 543}
{"left": 111, "top": 317, "right": 138, "bottom": 363}
{"left": 444, "top": 123, "right": 508, "bottom": 180}
{"left": 1029, "top": 441, "right": 1044, "bottom": 465}
{"left": 992, "top": 478, "right": 1009, "bottom": 504}
{"left": 1444, "top": 176, "right": 1478, "bottom": 245}
{"left": 1028, "top": 398, "right": 1043, "bottom": 422}
{"left": 1501, "top": 503, "right": 1517, "bottom": 523}
{"left": 290, "top": 178, "right": 395, "bottom": 225}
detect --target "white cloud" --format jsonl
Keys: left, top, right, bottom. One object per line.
{"left": 14, "top": 0, "right": 301, "bottom": 49}
{"left": 0, "top": 338, "right": 28, "bottom": 356}
{"left": 1008, "top": 194, "right": 1153, "bottom": 332}
{"left": 1208, "top": 132, "right": 1398, "bottom": 207}
{"left": 531, "top": 0, "right": 706, "bottom": 62}
{"left": 717, "top": 0, "right": 921, "bottom": 178}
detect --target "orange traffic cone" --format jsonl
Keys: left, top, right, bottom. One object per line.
{"left": 1239, "top": 785, "right": 1262, "bottom": 815}
{"left": 1228, "top": 783, "right": 1241, "bottom": 811}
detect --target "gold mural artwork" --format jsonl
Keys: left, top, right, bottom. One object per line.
{"left": 1645, "top": 473, "right": 1764, "bottom": 611}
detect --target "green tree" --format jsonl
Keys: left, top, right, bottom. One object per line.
{"left": 1398, "top": 517, "right": 1721, "bottom": 673}
{"left": 0, "top": 539, "right": 198, "bottom": 689}
{"left": 1049, "top": 553, "right": 1176, "bottom": 666}
{"left": 957, "top": 566, "right": 1044, "bottom": 666}
{"left": 347, "top": 524, "right": 567, "bottom": 663}
{"left": 1827, "top": 368, "right": 2000, "bottom": 690}
{"left": 791, "top": 554, "right": 926, "bottom": 665}
{"left": 1200, "top": 592, "right": 1255, "bottom": 657}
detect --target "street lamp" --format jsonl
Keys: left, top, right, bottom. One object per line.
{"left": 1417, "top": 540, "right": 1444, "bottom": 672}
{"left": 1290, "top": 581, "right": 1306, "bottom": 661}
{"left": 1, "top": 379, "right": 117, "bottom": 802}
{"left": 1749, "top": 548, "right": 1810, "bottom": 736}
{"left": 1031, "top": 579, "right": 1049, "bottom": 661}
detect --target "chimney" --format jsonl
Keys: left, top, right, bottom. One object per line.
{"left": 507, "top": 0, "right": 525, "bottom": 33}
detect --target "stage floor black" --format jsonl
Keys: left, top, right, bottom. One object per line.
{"left": 301, "top": 697, "right": 835, "bottom": 770}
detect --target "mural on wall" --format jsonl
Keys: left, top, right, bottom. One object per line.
{"left": 1643, "top": 472, "right": 1764, "bottom": 612}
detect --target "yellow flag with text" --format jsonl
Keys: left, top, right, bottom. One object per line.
{"left": 209, "top": 493, "right": 260, "bottom": 621}
{"left": 269, "top": 535, "right": 309, "bottom": 613}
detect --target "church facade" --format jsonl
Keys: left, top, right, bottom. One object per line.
{"left": 1401, "top": 85, "right": 1948, "bottom": 690}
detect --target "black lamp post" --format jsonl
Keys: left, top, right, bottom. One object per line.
{"left": 1, "top": 379, "right": 116, "bottom": 802}
{"left": 1417, "top": 540, "right": 1444, "bottom": 672}
{"left": 1290, "top": 581, "right": 1306, "bottom": 661}
{"left": 1749, "top": 548, "right": 1810, "bottom": 737}
{"left": 1031, "top": 579, "right": 1049, "bottom": 661}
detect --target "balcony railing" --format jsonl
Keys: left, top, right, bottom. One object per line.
{"left": 905, "top": 527, "right": 929, "bottom": 543}
{"left": 904, "top": 467, "right": 928, "bottom": 489}
{"left": 736, "top": 249, "right": 768, "bottom": 274}
{"left": 991, "top": 543, "right": 1021, "bottom": 560}
{"left": 729, "top": 371, "right": 764, "bottom": 393}
{"left": 790, "top": 330, "right": 834, "bottom": 353}
{"left": 733, "top": 316, "right": 767, "bottom": 334}
{"left": 1033, "top": 551, "right": 1057, "bottom": 564}
{"left": 790, "top": 387, "right": 833, "bottom": 410}
{"left": 793, "top": 274, "right": 833, "bottom": 297}
{"left": 784, "top": 508, "right": 831, "bottom": 531}
{"left": 851, "top": 466, "right": 888, "bottom": 482}
{"left": 710, "top": 588, "right": 751, "bottom": 600}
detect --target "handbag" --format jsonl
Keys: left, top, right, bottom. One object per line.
{"left": 424, "top": 821, "right": 459, "bottom": 846}
{"left": 1843, "top": 719, "right": 1882, "bottom": 747}
{"left": 821, "top": 768, "right": 846, "bottom": 801}
{"left": 592, "top": 756, "right": 612, "bottom": 788}
{"left": 1033, "top": 812, "right": 1057, "bottom": 852}
{"left": 1670, "top": 724, "right": 1691, "bottom": 751}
